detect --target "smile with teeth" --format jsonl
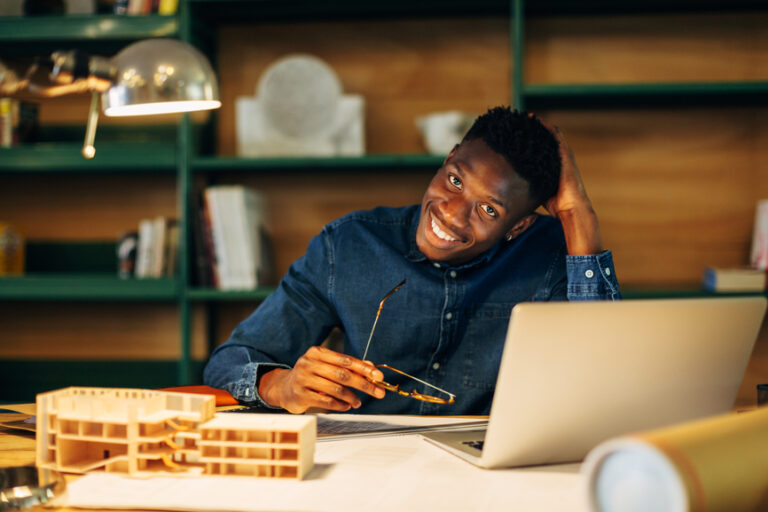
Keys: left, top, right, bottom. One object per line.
{"left": 431, "top": 215, "right": 459, "bottom": 242}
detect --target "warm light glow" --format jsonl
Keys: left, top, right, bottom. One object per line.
{"left": 103, "top": 39, "right": 220, "bottom": 118}
{"left": 104, "top": 100, "right": 221, "bottom": 117}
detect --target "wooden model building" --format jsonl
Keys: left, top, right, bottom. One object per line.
{"left": 35, "top": 387, "right": 316, "bottom": 479}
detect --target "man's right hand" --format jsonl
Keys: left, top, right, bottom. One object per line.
{"left": 258, "top": 346, "right": 387, "bottom": 413}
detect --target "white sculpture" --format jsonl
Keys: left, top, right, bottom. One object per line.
{"left": 236, "top": 54, "right": 365, "bottom": 157}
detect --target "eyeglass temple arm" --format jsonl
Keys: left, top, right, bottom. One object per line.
{"left": 361, "top": 279, "right": 406, "bottom": 361}
{"left": 375, "top": 364, "right": 456, "bottom": 400}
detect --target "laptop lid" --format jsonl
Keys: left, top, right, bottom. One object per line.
{"left": 479, "top": 296, "right": 766, "bottom": 468}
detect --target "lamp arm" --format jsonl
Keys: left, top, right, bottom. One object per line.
{"left": 0, "top": 51, "right": 114, "bottom": 98}
{"left": 25, "top": 76, "right": 111, "bottom": 97}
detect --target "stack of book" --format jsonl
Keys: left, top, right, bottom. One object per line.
{"left": 701, "top": 267, "right": 767, "bottom": 293}
{"left": 117, "top": 217, "right": 179, "bottom": 279}
{"left": 115, "top": 0, "right": 178, "bottom": 15}
{"left": 701, "top": 199, "right": 768, "bottom": 293}
{"left": 194, "top": 185, "right": 271, "bottom": 290}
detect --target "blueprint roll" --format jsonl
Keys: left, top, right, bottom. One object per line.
{"left": 582, "top": 406, "right": 768, "bottom": 512}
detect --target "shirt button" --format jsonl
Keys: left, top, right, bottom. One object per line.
{"left": 432, "top": 362, "right": 440, "bottom": 370}
{"left": 433, "top": 262, "right": 441, "bottom": 268}
{"left": 585, "top": 269, "right": 594, "bottom": 278}
{"left": 605, "top": 268, "right": 611, "bottom": 276}
{"left": 449, "top": 270, "right": 457, "bottom": 278}
{"left": 445, "top": 312, "right": 453, "bottom": 320}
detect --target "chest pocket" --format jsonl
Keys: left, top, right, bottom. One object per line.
{"left": 461, "top": 303, "right": 515, "bottom": 390}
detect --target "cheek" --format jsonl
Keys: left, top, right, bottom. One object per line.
{"left": 470, "top": 218, "right": 504, "bottom": 244}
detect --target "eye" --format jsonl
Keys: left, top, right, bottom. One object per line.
{"left": 448, "top": 175, "right": 462, "bottom": 190}
{"left": 480, "top": 204, "right": 497, "bottom": 218}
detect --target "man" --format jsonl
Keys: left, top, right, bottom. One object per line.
{"left": 204, "top": 107, "right": 620, "bottom": 415}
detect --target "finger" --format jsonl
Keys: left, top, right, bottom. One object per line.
{"left": 313, "top": 363, "right": 386, "bottom": 399}
{"left": 303, "top": 389, "right": 354, "bottom": 412}
{"left": 306, "top": 346, "right": 384, "bottom": 382}
{"left": 300, "top": 373, "right": 364, "bottom": 409}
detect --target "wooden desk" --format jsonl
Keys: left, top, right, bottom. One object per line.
{"left": 0, "top": 427, "right": 86, "bottom": 512}
{"left": 0, "top": 413, "right": 588, "bottom": 512}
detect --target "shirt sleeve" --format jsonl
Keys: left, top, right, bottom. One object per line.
{"left": 565, "top": 250, "right": 621, "bottom": 301}
{"left": 202, "top": 229, "right": 340, "bottom": 407}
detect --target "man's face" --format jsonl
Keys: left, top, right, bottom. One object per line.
{"left": 415, "top": 138, "right": 537, "bottom": 265}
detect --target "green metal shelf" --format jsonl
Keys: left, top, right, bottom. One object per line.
{"left": 0, "top": 14, "right": 178, "bottom": 42}
{"left": 0, "top": 274, "right": 178, "bottom": 301}
{"left": 187, "top": 0, "right": 509, "bottom": 22}
{"left": 0, "top": 143, "right": 177, "bottom": 172}
{"left": 192, "top": 154, "right": 445, "bottom": 172}
{"left": 522, "top": 81, "right": 768, "bottom": 109}
{"left": 186, "top": 286, "right": 276, "bottom": 301}
{"left": 523, "top": 0, "right": 765, "bottom": 16}
{"left": 0, "top": 359, "right": 206, "bottom": 402}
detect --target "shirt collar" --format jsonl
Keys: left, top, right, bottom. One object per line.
{"left": 406, "top": 206, "right": 506, "bottom": 270}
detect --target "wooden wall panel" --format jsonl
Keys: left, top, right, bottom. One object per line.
{"left": 217, "top": 18, "right": 510, "bottom": 155}
{"left": 0, "top": 174, "right": 178, "bottom": 240}
{"left": 0, "top": 302, "right": 207, "bottom": 360}
{"left": 526, "top": 13, "right": 768, "bottom": 84}
{"left": 544, "top": 108, "right": 768, "bottom": 285}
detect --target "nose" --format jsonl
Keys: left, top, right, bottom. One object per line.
{"left": 438, "top": 196, "right": 470, "bottom": 228}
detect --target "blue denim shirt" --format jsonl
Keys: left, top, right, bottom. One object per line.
{"left": 203, "top": 205, "right": 620, "bottom": 415}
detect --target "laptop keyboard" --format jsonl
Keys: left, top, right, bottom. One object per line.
{"left": 462, "top": 440, "right": 484, "bottom": 451}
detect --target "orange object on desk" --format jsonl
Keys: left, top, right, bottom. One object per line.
{"left": 159, "top": 385, "right": 239, "bottom": 406}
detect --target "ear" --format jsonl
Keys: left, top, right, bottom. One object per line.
{"left": 505, "top": 214, "right": 537, "bottom": 242}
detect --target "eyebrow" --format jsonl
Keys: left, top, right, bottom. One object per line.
{"left": 452, "top": 163, "right": 506, "bottom": 209}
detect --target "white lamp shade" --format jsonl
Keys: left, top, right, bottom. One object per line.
{"left": 103, "top": 39, "right": 221, "bottom": 117}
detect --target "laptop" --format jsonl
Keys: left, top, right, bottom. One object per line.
{"left": 423, "top": 296, "right": 767, "bottom": 468}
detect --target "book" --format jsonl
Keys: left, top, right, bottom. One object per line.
{"left": 116, "top": 231, "right": 138, "bottom": 279}
{"left": 750, "top": 199, "right": 768, "bottom": 270}
{"left": 203, "top": 185, "right": 268, "bottom": 290}
{"left": 192, "top": 191, "right": 216, "bottom": 287}
{"left": 203, "top": 188, "right": 232, "bottom": 289}
{"left": 157, "top": 0, "right": 177, "bottom": 14}
{"left": 134, "top": 218, "right": 154, "bottom": 279}
{"left": 163, "top": 220, "right": 179, "bottom": 277}
{"left": 150, "top": 216, "right": 167, "bottom": 278}
{"left": 0, "top": 222, "right": 24, "bottom": 276}
{"left": 126, "top": 0, "right": 146, "bottom": 15}
{"left": 702, "top": 266, "right": 767, "bottom": 292}
{"left": 113, "top": 0, "right": 129, "bottom": 14}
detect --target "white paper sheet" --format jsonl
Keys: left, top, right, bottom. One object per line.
{"left": 55, "top": 434, "right": 587, "bottom": 512}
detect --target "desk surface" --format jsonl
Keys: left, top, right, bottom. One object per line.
{"left": 0, "top": 415, "right": 589, "bottom": 512}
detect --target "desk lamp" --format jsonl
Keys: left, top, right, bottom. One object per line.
{"left": 0, "top": 38, "right": 221, "bottom": 158}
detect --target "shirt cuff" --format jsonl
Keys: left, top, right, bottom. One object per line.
{"left": 230, "top": 362, "right": 290, "bottom": 409}
{"left": 566, "top": 250, "right": 621, "bottom": 301}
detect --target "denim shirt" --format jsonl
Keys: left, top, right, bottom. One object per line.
{"left": 203, "top": 205, "right": 620, "bottom": 415}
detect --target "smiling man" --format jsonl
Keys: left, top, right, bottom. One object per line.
{"left": 204, "top": 107, "right": 620, "bottom": 415}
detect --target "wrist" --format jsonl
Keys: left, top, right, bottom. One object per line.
{"left": 558, "top": 206, "right": 603, "bottom": 255}
{"left": 258, "top": 368, "right": 288, "bottom": 408}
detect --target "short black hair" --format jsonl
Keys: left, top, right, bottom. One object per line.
{"left": 462, "top": 106, "right": 561, "bottom": 207}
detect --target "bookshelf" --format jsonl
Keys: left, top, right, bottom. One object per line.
{"left": 1, "top": 0, "right": 767, "bottom": 402}
{"left": 0, "top": 14, "right": 178, "bottom": 43}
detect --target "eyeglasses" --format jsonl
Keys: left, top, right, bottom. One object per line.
{"left": 362, "top": 279, "right": 456, "bottom": 405}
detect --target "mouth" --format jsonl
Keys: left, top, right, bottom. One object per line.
{"left": 428, "top": 211, "right": 464, "bottom": 245}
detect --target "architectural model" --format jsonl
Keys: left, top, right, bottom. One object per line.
{"left": 35, "top": 387, "right": 316, "bottom": 480}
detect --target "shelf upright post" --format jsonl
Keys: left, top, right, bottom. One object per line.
{"left": 511, "top": 0, "right": 525, "bottom": 111}
{"left": 177, "top": 0, "right": 194, "bottom": 385}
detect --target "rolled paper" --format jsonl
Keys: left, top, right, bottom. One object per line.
{"left": 583, "top": 406, "right": 768, "bottom": 512}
